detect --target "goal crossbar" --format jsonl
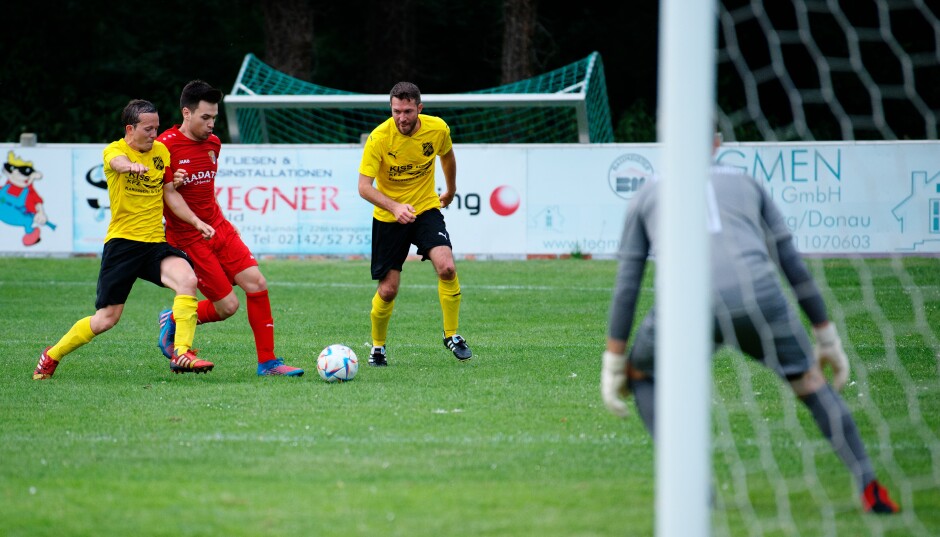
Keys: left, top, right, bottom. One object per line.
{"left": 224, "top": 93, "right": 591, "bottom": 143}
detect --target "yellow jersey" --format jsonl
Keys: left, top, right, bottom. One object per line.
{"left": 359, "top": 114, "right": 453, "bottom": 222}
{"left": 101, "top": 138, "right": 170, "bottom": 243}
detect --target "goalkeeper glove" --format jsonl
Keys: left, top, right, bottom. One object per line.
{"left": 601, "top": 350, "right": 630, "bottom": 417}
{"left": 813, "top": 323, "right": 849, "bottom": 391}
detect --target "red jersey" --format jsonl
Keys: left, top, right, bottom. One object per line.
{"left": 158, "top": 125, "right": 225, "bottom": 247}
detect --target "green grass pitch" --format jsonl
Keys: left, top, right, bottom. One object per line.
{"left": 1, "top": 256, "right": 937, "bottom": 536}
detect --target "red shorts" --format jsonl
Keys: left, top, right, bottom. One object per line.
{"left": 181, "top": 219, "right": 258, "bottom": 302}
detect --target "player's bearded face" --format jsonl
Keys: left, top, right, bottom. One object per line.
{"left": 391, "top": 97, "right": 422, "bottom": 136}
{"left": 186, "top": 101, "right": 219, "bottom": 141}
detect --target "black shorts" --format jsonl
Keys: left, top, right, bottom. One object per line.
{"left": 628, "top": 291, "right": 813, "bottom": 380}
{"left": 371, "top": 209, "right": 452, "bottom": 280}
{"left": 95, "top": 238, "right": 192, "bottom": 309}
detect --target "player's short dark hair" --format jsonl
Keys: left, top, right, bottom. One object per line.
{"left": 122, "top": 99, "right": 158, "bottom": 128}
{"left": 390, "top": 82, "right": 421, "bottom": 105}
{"left": 180, "top": 80, "right": 223, "bottom": 111}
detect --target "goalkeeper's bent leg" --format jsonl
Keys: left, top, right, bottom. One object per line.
{"left": 628, "top": 377, "right": 656, "bottom": 439}
{"left": 800, "top": 384, "right": 876, "bottom": 492}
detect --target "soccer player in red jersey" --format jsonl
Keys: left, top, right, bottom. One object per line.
{"left": 156, "top": 80, "right": 303, "bottom": 376}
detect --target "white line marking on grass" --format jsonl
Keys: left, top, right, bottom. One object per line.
{"left": 268, "top": 281, "right": 617, "bottom": 293}
{"left": 3, "top": 279, "right": 617, "bottom": 293}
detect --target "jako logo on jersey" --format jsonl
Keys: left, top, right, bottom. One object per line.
{"left": 178, "top": 159, "right": 191, "bottom": 165}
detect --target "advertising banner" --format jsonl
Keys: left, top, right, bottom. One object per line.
{"left": 436, "top": 147, "right": 527, "bottom": 256}
{"left": 211, "top": 147, "right": 370, "bottom": 255}
{"left": 2, "top": 141, "right": 939, "bottom": 257}
{"left": 715, "top": 142, "right": 940, "bottom": 254}
{"left": 526, "top": 145, "right": 653, "bottom": 257}
{"left": 0, "top": 146, "right": 75, "bottom": 253}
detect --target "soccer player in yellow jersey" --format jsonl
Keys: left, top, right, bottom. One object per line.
{"left": 33, "top": 99, "right": 215, "bottom": 379}
{"left": 358, "top": 81, "right": 472, "bottom": 366}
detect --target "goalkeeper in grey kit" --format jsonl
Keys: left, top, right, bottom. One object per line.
{"left": 601, "top": 134, "right": 900, "bottom": 514}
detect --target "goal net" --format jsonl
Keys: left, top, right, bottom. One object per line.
{"left": 717, "top": 0, "right": 940, "bottom": 141}
{"left": 703, "top": 1, "right": 940, "bottom": 535}
{"left": 224, "top": 52, "right": 614, "bottom": 144}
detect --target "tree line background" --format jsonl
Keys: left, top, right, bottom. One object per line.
{"left": 0, "top": 0, "right": 658, "bottom": 145}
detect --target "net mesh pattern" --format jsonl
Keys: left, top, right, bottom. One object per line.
{"left": 228, "top": 52, "right": 614, "bottom": 144}
{"left": 718, "top": 0, "right": 940, "bottom": 141}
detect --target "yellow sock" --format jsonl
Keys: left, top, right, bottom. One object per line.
{"left": 439, "top": 276, "right": 462, "bottom": 338}
{"left": 49, "top": 316, "right": 95, "bottom": 360}
{"left": 172, "top": 295, "right": 198, "bottom": 355}
{"left": 370, "top": 293, "right": 394, "bottom": 347}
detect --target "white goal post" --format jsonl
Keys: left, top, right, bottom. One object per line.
{"left": 657, "top": 0, "right": 717, "bottom": 536}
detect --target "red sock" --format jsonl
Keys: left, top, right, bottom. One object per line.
{"left": 246, "top": 290, "right": 276, "bottom": 362}
{"left": 196, "top": 299, "right": 222, "bottom": 324}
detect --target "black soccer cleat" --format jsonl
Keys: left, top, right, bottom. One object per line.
{"left": 443, "top": 334, "right": 472, "bottom": 360}
{"left": 368, "top": 345, "right": 388, "bottom": 367}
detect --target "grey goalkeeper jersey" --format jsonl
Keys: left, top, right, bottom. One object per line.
{"left": 607, "top": 165, "right": 828, "bottom": 342}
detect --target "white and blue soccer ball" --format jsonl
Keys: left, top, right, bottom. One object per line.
{"left": 317, "top": 344, "right": 359, "bottom": 382}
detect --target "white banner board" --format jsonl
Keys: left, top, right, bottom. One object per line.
{"left": 1, "top": 141, "right": 938, "bottom": 257}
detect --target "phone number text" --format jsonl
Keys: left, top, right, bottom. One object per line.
{"left": 250, "top": 233, "right": 372, "bottom": 246}
{"left": 792, "top": 234, "right": 870, "bottom": 251}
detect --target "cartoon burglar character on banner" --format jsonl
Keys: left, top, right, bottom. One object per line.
{"left": 1, "top": 150, "right": 55, "bottom": 246}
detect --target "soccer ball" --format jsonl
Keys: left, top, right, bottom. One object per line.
{"left": 317, "top": 344, "right": 359, "bottom": 382}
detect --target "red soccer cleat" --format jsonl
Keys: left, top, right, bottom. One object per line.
{"left": 170, "top": 349, "right": 214, "bottom": 374}
{"left": 33, "top": 347, "right": 60, "bottom": 380}
{"left": 862, "top": 480, "right": 900, "bottom": 514}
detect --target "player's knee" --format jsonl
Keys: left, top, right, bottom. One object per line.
{"left": 92, "top": 313, "right": 120, "bottom": 333}
{"left": 215, "top": 295, "right": 240, "bottom": 319}
{"left": 378, "top": 283, "right": 398, "bottom": 302}
{"left": 378, "top": 288, "right": 398, "bottom": 302}
{"left": 437, "top": 264, "right": 456, "bottom": 281}
{"left": 238, "top": 270, "right": 267, "bottom": 293}
{"left": 788, "top": 365, "right": 825, "bottom": 397}
{"left": 172, "top": 270, "right": 198, "bottom": 295}
{"left": 184, "top": 271, "right": 199, "bottom": 291}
